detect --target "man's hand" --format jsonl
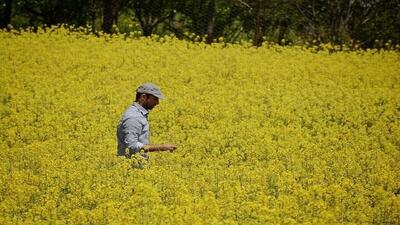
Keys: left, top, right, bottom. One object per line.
{"left": 160, "top": 144, "right": 177, "bottom": 152}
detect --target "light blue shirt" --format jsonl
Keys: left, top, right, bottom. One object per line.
{"left": 117, "top": 102, "right": 150, "bottom": 157}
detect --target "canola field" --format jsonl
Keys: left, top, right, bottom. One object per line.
{"left": 1, "top": 28, "right": 400, "bottom": 224}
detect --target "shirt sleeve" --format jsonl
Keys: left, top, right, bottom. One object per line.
{"left": 122, "top": 117, "right": 144, "bottom": 154}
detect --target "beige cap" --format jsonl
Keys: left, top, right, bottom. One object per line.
{"left": 136, "top": 83, "right": 165, "bottom": 99}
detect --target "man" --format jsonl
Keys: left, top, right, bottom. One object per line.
{"left": 117, "top": 83, "right": 177, "bottom": 158}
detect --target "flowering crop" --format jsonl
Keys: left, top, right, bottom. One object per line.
{"left": 1, "top": 27, "right": 399, "bottom": 224}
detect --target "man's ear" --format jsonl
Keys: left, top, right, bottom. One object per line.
{"left": 138, "top": 94, "right": 146, "bottom": 103}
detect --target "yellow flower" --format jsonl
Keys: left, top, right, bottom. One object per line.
{"left": 1, "top": 27, "right": 399, "bottom": 224}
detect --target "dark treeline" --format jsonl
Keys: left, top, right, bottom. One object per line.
{"left": 1, "top": 0, "right": 399, "bottom": 48}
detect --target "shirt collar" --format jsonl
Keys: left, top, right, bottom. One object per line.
{"left": 133, "top": 102, "right": 149, "bottom": 117}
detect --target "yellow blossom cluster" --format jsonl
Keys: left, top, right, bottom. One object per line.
{"left": 1, "top": 27, "right": 399, "bottom": 224}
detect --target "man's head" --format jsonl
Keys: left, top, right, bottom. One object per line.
{"left": 135, "top": 83, "right": 164, "bottom": 110}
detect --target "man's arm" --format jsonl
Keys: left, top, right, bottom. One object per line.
{"left": 143, "top": 144, "right": 177, "bottom": 152}
{"left": 122, "top": 117, "right": 145, "bottom": 154}
{"left": 123, "top": 117, "right": 177, "bottom": 153}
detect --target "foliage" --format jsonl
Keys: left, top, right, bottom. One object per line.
{"left": 1, "top": 0, "right": 399, "bottom": 47}
{"left": 10, "top": 0, "right": 92, "bottom": 27}
{"left": 1, "top": 27, "right": 400, "bottom": 224}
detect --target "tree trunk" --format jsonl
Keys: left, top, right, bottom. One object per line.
{"left": 206, "top": 0, "right": 215, "bottom": 44}
{"left": 142, "top": 25, "right": 153, "bottom": 36}
{"left": 278, "top": 20, "right": 288, "bottom": 45}
{"left": 102, "top": 0, "right": 114, "bottom": 33}
{"left": 253, "top": 0, "right": 262, "bottom": 47}
{"left": 89, "top": 0, "right": 96, "bottom": 33}
{"left": 1, "top": 0, "right": 13, "bottom": 29}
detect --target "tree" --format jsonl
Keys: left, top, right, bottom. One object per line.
{"left": 236, "top": 0, "right": 298, "bottom": 45}
{"left": 291, "top": 0, "right": 400, "bottom": 47}
{"left": 1, "top": 0, "right": 13, "bottom": 28}
{"left": 102, "top": 0, "right": 115, "bottom": 33}
{"left": 351, "top": 0, "right": 400, "bottom": 48}
{"left": 88, "top": 0, "right": 97, "bottom": 32}
{"left": 131, "top": 0, "right": 177, "bottom": 36}
{"left": 253, "top": 0, "right": 262, "bottom": 46}
{"left": 2, "top": 0, "right": 398, "bottom": 48}
{"left": 174, "top": 0, "right": 245, "bottom": 42}
{"left": 206, "top": 0, "right": 215, "bottom": 44}
{"left": 15, "top": 0, "right": 92, "bottom": 27}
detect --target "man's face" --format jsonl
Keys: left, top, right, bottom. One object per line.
{"left": 143, "top": 94, "right": 159, "bottom": 110}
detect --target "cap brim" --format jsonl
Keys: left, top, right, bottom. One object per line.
{"left": 153, "top": 93, "right": 165, "bottom": 99}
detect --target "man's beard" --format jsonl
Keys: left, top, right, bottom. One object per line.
{"left": 144, "top": 104, "right": 154, "bottom": 110}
